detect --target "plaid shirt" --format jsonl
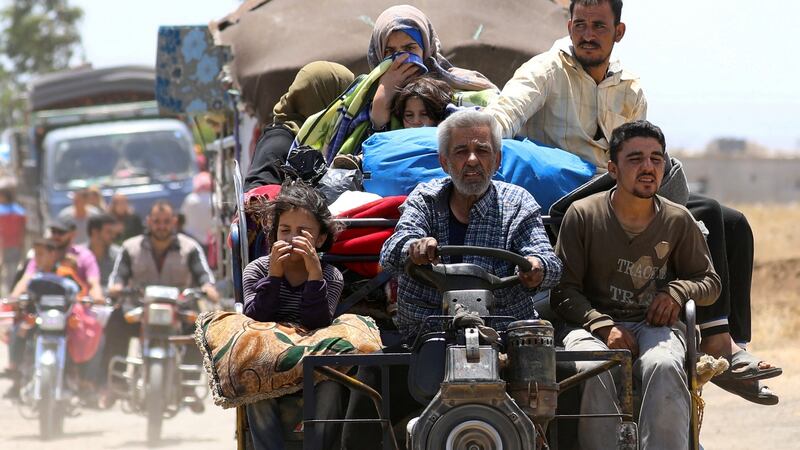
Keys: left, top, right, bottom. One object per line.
{"left": 484, "top": 37, "right": 647, "bottom": 170}
{"left": 380, "top": 178, "right": 562, "bottom": 341}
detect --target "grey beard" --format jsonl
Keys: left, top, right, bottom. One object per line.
{"left": 452, "top": 174, "right": 492, "bottom": 197}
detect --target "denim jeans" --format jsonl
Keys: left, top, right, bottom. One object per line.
{"left": 562, "top": 322, "right": 689, "bottom": 450}
{"left": 246, "top": 380, "right": 345, "bottom": 450}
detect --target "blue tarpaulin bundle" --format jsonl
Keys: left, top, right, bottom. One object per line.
{"left": 361, "top": 127, "right": 595, "bottom": 212}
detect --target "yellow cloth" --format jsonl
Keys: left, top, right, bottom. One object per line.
{"left": 195, "top": 312, "right": 382, "bottom": 409}
{"left": 484, "top": 37, "right": 647, "bottom": 171}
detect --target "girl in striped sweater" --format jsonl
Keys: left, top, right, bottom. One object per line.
{"left": 242, "top": 181, "right": 345, "bottom": 450}
{"left": 243, "top": 180, "right": 344, "bottom": 329}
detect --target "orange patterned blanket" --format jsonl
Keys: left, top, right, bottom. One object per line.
{"left": 195, "top": 312, "right": 383, "bottom": 409}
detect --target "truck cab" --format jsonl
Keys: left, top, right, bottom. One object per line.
{"left": 42, "top": 118, "right": 195, "bottom": 219}
{"left": 16, "top": 65, "right": 197, "bottom": 235}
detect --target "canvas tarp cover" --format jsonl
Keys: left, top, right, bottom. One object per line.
{"left": 212, "top": 0, "right": 568, "bottom": 122}
{"left": 28, "top": 65, "right": 155, "bottom": 112}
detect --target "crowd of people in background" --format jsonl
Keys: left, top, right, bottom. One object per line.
{"left": 0, "top": 154, "right": 215, "bottom": 404}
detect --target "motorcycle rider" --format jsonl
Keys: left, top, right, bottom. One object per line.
{"left": 87, "top": 213, "right": 122, "bottom": 287}
{"left": 19, "top": 217, "right": 104, "bottom": 302}
{"left": 4, "top": 238, "right": 68, "bottom": 399}
{"left": 104, "top": 200, "right": 218, "bottom": 408}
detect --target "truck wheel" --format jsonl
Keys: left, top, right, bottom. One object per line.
{"left": 146, "top": 361, "right": 165, "bottom": 444}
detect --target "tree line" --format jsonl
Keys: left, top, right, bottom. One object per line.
{"left": 0, "top": 0, "right": 83, "bottom": 129}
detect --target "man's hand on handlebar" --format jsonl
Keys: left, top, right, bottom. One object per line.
{"left": 408, "top": 237, "right": 440, "bottom": 265}
{"left": 107, "top": 284, "right": 124, "bottom": 298}
{"left": 518, "top": 256, "right": 544, "bottom": 289}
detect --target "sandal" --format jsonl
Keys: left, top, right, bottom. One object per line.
{"left": 711, "top": 377, "right": 779, "bottom": 406}
{"left": 713, "top": 349, "right": 782, "bottom": 382}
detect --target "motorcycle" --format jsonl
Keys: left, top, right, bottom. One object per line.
{"left": 3, "top": 273, "right": 100, "bottom": 440}
{"left": 108, "top": 285, "right": 208, "bottom": 444}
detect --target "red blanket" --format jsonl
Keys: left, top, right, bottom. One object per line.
{"left": 330, "top": 196, "right": 405, "bottom": 277}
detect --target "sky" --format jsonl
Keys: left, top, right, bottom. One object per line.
{"left": 62, "top": 0, "right": 800, "bottom": 153}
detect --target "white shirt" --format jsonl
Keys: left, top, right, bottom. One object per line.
{"left": 485, "top": 37, "right": 647, "bottom": 171}
{"left": 180, "top": 191, "right": 213, "bottom": 243}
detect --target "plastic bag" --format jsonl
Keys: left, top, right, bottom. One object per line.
{"left": 317, "top": 168, "right": 363, "bottom": 205}
{"left": 67, "top": 302, "right": 103, "bottom": 364}
{"left": 282, "top": 145, "right": 327, "bottom": 185}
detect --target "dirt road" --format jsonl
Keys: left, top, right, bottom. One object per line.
{"left": 0, "top": 345, "right": 236, "bottom": 450}
{"left": 698, "top": 347, "right": 800, "bottom": 449}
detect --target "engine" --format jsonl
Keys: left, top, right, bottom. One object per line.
{"left": 407, "top": 320, "right": 557, "bottom": 450}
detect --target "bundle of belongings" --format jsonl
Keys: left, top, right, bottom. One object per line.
{"left": 360, "top": 127, "right": 595, "bottom": 213}
{"left": 294, "top": 57, "right": 498, "bottom": 164}
{"left": 195, "top": 311, "right": 382, "bottom": 408}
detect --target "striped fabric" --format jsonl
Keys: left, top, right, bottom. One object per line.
{"left": 243, "top": 256, "right": 343, "bottom": 323}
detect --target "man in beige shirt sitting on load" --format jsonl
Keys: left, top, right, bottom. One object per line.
{"left": 486, "top": 0, "right": 781, "bottom": 405}
{"left": 552, "top": 120, "right": 721, "bottom": 450}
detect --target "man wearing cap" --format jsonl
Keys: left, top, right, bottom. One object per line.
{"left": 21, "top": 217, "right": 103, "bottom": 301}
{"left": 4, "top": 238, "right": 64, "bottom": 398}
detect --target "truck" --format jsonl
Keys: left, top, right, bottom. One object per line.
{"left": 11, "top": 65, "right": 198, "bottom": 236}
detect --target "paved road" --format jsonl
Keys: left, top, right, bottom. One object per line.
{"left": 0, "top": 344, "right": 237, "bottom": 450}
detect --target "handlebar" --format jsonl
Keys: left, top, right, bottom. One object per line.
{"left": 405, "top": 245, "right": 535, "bottom": 292}
{"left": 437, "top": 246, "right": 532, "bottom": 272}
{"left": 2, "top": 295, "right": 105, "bottom": 306}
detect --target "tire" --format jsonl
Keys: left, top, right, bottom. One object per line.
{"left": 146, "top": 361, "right": 165, "bottom": 444}
{"left": 38, "top": 364, "right": 64, "bottom": 440}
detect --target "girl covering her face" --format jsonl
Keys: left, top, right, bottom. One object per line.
{"left": 240, "top": 181, "right": 346, "bottom": 450}
{"left": 243, "top": 180, "right": 343, "bottom": 330}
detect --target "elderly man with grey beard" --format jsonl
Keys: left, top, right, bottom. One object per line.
{"left": 379, "top": 109, "right": 563, "bottom": 343}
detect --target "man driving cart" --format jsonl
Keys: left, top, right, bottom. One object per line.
{"left": 336, "top": 110, "right": 563, "bottom": 449}
{"left": 380, "top": 109, "right": 563, "bottom": 343}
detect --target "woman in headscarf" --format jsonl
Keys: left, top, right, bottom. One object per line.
{"left": 244, "top": 61, "right": 355, "bottom": 190}
{"left": 367, "top": 4, "right": 496, "bottom": 130}
{"left": 297, "top": 4, "right": 497, "bottom": 164}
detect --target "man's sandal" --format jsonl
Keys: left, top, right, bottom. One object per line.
{"left": 710, "top": 378, "right": 779, "bottom": 406}
{"left": 712, "top": 349, "right": 782, "bottom": 382}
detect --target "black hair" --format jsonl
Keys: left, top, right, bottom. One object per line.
{"left": 392, "top": 76, "right": 452, "bottom": 125}
{"left": 149, "top": 200, "right": 174, "bottom": 215}
{"left": 257, "top": 180, "right": 340, "bottom": 252}
{"left": 609, "top": 120, "right": 666, "bottom": 162}
{"left": 570, "top": 0, "right": 623, "bottom": 25}
{"left": 87, "top": 213, "right": 118, "bottom": 236}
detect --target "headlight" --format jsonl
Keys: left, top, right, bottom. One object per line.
{"left": 147, "top": 303, "right": 175, "bottom": 326}
{"left": 37, "top": 309, "right": 67, "bottom": 331}
{"left": 40, "top": 295, "right": 67, "bottom": 308}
